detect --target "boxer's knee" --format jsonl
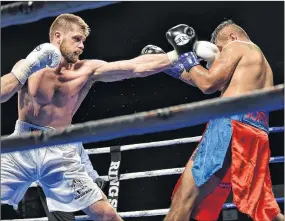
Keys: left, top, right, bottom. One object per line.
{"left": 170, "top": 173, "right": 199, "bottom": 217}
{"left": 84, "top": 199, "right": 119, "bottom": 221}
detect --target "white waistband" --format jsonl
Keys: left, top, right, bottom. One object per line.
{"left": 14, "top": 120, "right": 56, "bottom": 133}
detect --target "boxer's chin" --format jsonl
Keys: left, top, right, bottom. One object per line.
{"left": 60, "top": 45, "right": 77, "bottom": 63}
{"left": 63, "top": 53, "right": 77, "bottom": 64}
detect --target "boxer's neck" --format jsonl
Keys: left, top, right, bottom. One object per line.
{"left": 224, "top": 39, "right": 254, "bottom": 48}
{"left": 57, "top": 58, "right": 76, "bottom": 70}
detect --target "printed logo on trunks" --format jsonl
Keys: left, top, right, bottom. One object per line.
{"left": 245, "top": 111, "right": 269, "bottom": 127}
{"left": 219, "top": 182, "right": 231, "bottom": 189}
{"left": 72, "top": 179, "right": 92, "bottom": 200}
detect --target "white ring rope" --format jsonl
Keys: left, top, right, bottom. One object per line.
{"left": 87, "top": 126, "right": 283, "bottom": 155}
{"left": 100, "top": 156, "right": 283, "bottom": 181}
{"left": 1, "top": 1, "right": 118, "bottom": 28}
{"left": 87, "top": 136, "right": 202, "bottom": 154}
{"left": 2, "top": 85, "right": 284, "bottom": 154}
{"left": 28, "top": 126, "right": 283, "bottom": 187}
{"left": 29, "top": 156, "right": 283, "bottom": 187}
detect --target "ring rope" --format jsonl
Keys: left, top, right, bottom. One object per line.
{"left": 88, "top": 136, "right": 202, "bottom": 155}
{"left": 269, "top": 126, "right": 284, "bottom": 133}
{"left": 2, "top": 85, "right": 284, "bottom": 154}
{"left": 86, "top": 126, "right": 283, "bottom": 155}
{"left": 1, "top": 1, "right": 117, "bottom": 28}
{"left": 99, "top": 156, "right": 284, "bottom": 181}
{"left": 3, "top": 197, "right": 284, "bottom": 220}
{"left": 29, "top": 127, "right": 283, "bottom": 187}
{"left": 29, "top": 156, "right": 283, "bottom": 188}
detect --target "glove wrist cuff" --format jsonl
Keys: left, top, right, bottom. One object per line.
{"left": 11, "top": 60, "right": 32, "bottom": 85}
{"left": 166, "top": 50, "right": 179, "bottom": 63}
{"left": 164, "top": 61, "right": 184, "bottom": 79}
{"left": 179, "top": 52, "right": 200, "bottom": 72}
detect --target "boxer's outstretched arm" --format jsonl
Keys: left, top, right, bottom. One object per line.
{"left": 187, "top": 42, "right": 242, "bottom": 94}
{"left": 93, "top": 54, "right": 173, "bottom": 82}
{"left": 0, "top": 60, "right": 24, "bottom": 103}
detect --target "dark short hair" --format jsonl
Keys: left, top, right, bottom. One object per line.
{"left": 210, "top": 19, "right": 235, "bottom": 44}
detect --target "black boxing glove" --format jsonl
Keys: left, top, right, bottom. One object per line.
{"left": 95, "top": 177, "right": 106, "bottom": 190}
{"left": 141, "top": 45, "right": 165, "bottom": 55}
{"left": 166, "top": 24, "right": 200, "bottom": 72}
{"left": 141, "top": 45, "right": 185, "bottom": 79}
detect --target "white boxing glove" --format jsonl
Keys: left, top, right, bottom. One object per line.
{"left": 12, "top": 43, "right": 61, "bottom": 84}
{"left": 194, "top": 41, "right": 220, "bottom": 69}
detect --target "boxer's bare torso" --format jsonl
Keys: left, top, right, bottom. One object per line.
{"left": 219, "top": 41, "right": 274, "bottom": 98}
{"left": 16, "top": 51, "right": 171, "bottom": 129}
{"left": 18, "top": 59, "right": 99, "bottom": 129}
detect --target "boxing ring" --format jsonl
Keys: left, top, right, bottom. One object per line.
{"left": 2, "top": 85, "right": 284, "bottom": 221}
{"left": 1, "top": 2, "right": 284, "bottom": 220}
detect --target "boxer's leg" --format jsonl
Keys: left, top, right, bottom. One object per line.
{"left": 164, "top": 157, "right": 222, "bottom": 221}
{"left": 166, "top": 119, "right": 232, "bottom": 221}
{"left": 1, "top": 151, "right": 34, "bottom": 211}
{"left": 37, "top": 186, "right": 76, "bottom": 221}
{"left": 82, "top": 191, "right": 123, "bottom": 221}
{"left": 39, "top": 144, "right": 123, "bottom": 221}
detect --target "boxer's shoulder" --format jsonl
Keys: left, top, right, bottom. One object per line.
{"left": 79, "top": 59, "right": 107, "bottom": 72}
{"left": 224, "top": 40, "right": 261, "bottom": 54}
{"left": 222, "top": 41, "right": 243, "bottom": 52}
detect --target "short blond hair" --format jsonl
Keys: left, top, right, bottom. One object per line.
{"left": 49, "top": 13, "right": 90, "bottom": 41}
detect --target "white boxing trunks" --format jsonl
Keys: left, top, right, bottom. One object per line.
{"left": 1, "top": 120, "right": 103, "bottom": 212}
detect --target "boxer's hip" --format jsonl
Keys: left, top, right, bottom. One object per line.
{"left": 230, "top": 110, "right": 269, "bottom": 133}
{"left": 4, "top": 120, "right": 83, "bottom": 180}
{"left": 191, "top": 111, "right": 269, "bottom": 187}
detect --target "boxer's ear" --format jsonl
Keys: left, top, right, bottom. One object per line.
{"left": 229, "top": 33, "right": 237, "bottom": 41}
{"left": 54, "top": 31, "right": 63, "bottom": 45}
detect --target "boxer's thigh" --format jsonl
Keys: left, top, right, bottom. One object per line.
{"left": 1, "top": 152, "right": 34, "bottom": 209}
{"left": 39, "top": 144, "right": 103, "bottom": 212}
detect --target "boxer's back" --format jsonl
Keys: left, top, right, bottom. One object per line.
{"left": 221, "top": 41, "right": 274, "bottom": 97}
{"left": 18, "top": 60, "right": 95, "bottom": 128}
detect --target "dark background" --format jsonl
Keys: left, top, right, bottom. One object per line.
{"left": 1, "top": 2, "right": 284, "bottom": 221}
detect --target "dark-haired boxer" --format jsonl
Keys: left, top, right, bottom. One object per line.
{"left": 142, "top": 20, "right": 284, "bottom": 221}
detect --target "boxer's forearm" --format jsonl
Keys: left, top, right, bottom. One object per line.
{"left": 131, "top": 54, "right": 173, "bottom": 76}
{"left": 179, "top": 70, "right": 198, "bottom": 87}
{"left": 94, "top": 54, "right": 172, "bottom": 82}
{"left": 0, "top": 73, "right": 23, "bottom": 103}
{"left": 188, "top": 66, "right": 218, "bottom": 94}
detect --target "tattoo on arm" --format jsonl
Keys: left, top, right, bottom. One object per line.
{"left": 247, "top": 43, "right": 262, "bottom": 52}
{"left": 217, "top": 47, "right": 232, "bottom": 65}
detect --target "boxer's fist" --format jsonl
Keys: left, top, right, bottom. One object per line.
{"left": 166, "top": 25, "right": 200, "bottom": 72}
{"left": 141, "top": 45, "right": 165, "bottom": 55}
{"left": 26, "top": 43, "right": 61, "bottom": 70}
{"left": 12, "top": 43, "right": 61, "bottom": 84}
{"left": 194, "top": 41, "right": 219, "bottom": 62}
{"left": 166, "top": 24, "right": 197, "bottom": 55}
{"left": 194, "top": 41, "right": 220, "bottom": 69}
{"left": 141, "top": 44, "right": 186, "bottom": 79}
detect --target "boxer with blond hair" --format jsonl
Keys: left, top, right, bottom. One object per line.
{"left": 1, "top": 13, "right": 181, "bottom": 221}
